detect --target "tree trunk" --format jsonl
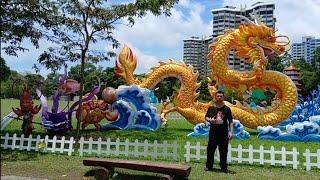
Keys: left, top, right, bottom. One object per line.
{"left": 76, "top": 50, "right": 86, "bottom": 137}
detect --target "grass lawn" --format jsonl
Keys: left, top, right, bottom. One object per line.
{"left": 1, "top": 99, "right": 319, "bottom": 179}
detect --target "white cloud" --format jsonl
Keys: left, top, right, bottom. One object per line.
{"left": 115, "top": 6, "right": 211, "bottom": 48}
{"left": 2, "top": 40, "right": 54, "bottom": 76}
{"left": 113, "top": 0, "right": 212, "bottom": 74}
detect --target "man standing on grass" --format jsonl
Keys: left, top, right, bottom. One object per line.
{"left": 204, "top": 90, "right": 233, "bottom": 173}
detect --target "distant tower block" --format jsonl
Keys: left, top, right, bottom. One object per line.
{"left": 284, "top": 64, "right": 302, "bottom": 95}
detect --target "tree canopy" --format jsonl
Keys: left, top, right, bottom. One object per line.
{"left": 1, "top": 0, "right": 58, "bottom": 56}
{"left": 0, "top": 57, "right": 11, "bottom": 81}
{"left": 291, "top": 58, "right": 320, "bottom": 97}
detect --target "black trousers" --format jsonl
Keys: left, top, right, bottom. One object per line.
{"left": 206, "top": 135, "right": 229, "bottom": 170}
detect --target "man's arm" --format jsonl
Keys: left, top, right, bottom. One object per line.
{"left": 228, "top": 108, "right": 234, "bottom": 140}
{"left": 205, "top": 107, "right": 214, "bottom": 125}
{"left": 228, "top": 121, "right": 233, "bottom": 140}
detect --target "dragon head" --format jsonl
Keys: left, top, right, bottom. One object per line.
{"left": 231, "top": 23, "right": 287, "bottom": 71}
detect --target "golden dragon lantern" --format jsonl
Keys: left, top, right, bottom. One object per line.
{"left": 115, "top": 16, "right": 298, "bottom": 129}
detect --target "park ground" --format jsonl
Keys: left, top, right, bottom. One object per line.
{"left": 1, "top": 99, "right": 319, "bottom": 179}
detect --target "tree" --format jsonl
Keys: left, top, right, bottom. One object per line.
{"left": 34, "top": 0, "right": 178, "bottom": 136}
{"left": 1, "top": 70, "right": 25, "bottom": 98}
{"left": 42, "top": 73, "right": 60, "bottom": 97}
{"left": 1, "top": 0, "right": 58, "bottom": 56}
{"left": 68, "top": 63, "right": 127, "bottom": 96}
{"left": 24, "top": 73, "right": 45, "bottom": 97}
{"left": 266, "top": 55, "right": 287, "bottom": 72}
{"left": 292, "top": 59, "right": 320, "bottom": 96}
{"left": 100, "top": 67, "right": 126, "bottom": 90}
{"left": 154, "top": 77, "right": 180, "bottom": 101}
{"left": 313, "top": 47, "right": 320, "bottom": 69}
{"left": 0, "top": 57, "right": 11, "bottom": 81}
{"left": 197, "top": 77, "right": 211, "bottom": 102}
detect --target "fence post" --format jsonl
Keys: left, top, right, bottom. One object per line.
{"left": 172, "top": 141, "right": 178, "bottom": 161}
{"left": 44, "top": 135, "right": 49, "bottom": 153}
{"left": 153, "top": 140, "right": 158, "bottom": 159}
{"left": 304, "top": 149, "right": 311, "bottom": 171}
{"left": 125, "top": 139, "right": 129, "bottom": 157}
{"left": 51, "top": 136, "right": 57, "bottom": 153}
{"left": 88, "top": 137, "right": 93, "bottom": 155}
{"left": 237, "top": 144, "right": 242, "bottom": 163}
{"left": 184, "top": 141, "right": 191, "bottom": 162}
{"left": 11, "top": 133, "right": 17, "bottom": 150}
{"left": 19, "top": 134, "right": 25, "bottom": 150}
{"left": 3, "top": 133, "right": 9, "bottom": 149}
{"left": 60, "top": 136, "right": 65, "bottom": 153}
{"left": 106, "top": 138, "right": 111, "bottom": 156}
{"left": 134, "top": 139, "right": 139, "bottom": 158}
{"left": 259, "top": 145, "right": 264, "bottom": 165}
{"left": 317, "top": 149, "right": 320, "bottom": 169}
{"left": 292, "top": 147, "right": 298, "bottom": 169}
{"left": 68, "top": 137, "right": 74, "bottom": 156}
{"left": 27, "top": 134, "right": 32, "bottom": 151}
{"left": 35, "top": 135, "right": 41, "bottom": 151}
{"left": 248, "top": 145, "right": 253, "bottom": 164}
{"left": 115, "top": 138, "right": 120, "bottom": 156}
{"left": 143, "top": 140, "right": 148, "bottom": 158}
{"left": 196, "top": 142, "right": 201, "bottom": 161}
{"left": 163, "top": 140, "right": 168, "bottom": 159}
{"left": 79, "top": 137, "right": 84, "bottom": 157}
{"left": 97, "top": 138, "right": 102, "bottom": 156}
{"left": 281, "top": 147, "right": 286, "bottom": 166}
{"left": 270, "top": 146, "right": 275, "bottom": 166}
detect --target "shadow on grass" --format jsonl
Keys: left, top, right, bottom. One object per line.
{"left": 67, "top": 128, "right": 184, "bottom": 142}
{"left": 206, "top": 168, "right": 237, "bottom": 174}
{"left": 1, "top": 149, "right": 41, "bottom": 162}
{"left": 84, "top": 169, "right": 179, "bottom": 180}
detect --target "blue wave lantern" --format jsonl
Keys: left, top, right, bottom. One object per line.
{"left": 102, "top": 85, "right": 161, "bottom": 131}
{"left": 259, "top": 85, "right": 320, "bottom": 142}
{"left": 187, "top": 119, "right": 250, "bottom": 140}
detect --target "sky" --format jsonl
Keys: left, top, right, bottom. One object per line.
{"left": 2, "top": 0, "right": 320, "bottom": 76}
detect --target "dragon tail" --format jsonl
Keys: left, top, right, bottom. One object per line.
{"left": 115, "top": 45, "right": 140, "bottom": 85}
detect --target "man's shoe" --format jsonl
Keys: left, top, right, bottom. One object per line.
{"left": 221, "top": 168, "right": 228, "bottom": 173}
{"left": 204, "top": 167, "right": 212, "bottom": 171}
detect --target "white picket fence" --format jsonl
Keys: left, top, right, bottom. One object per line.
{"left": 78, "top": 137, "right": 178, "bottom": 160}
{"left": 1, "top": 133, "right": 319, "bottom": 171}
{"left": 1, "top": 133, "right": 75, "bottom": 156}
{"left": 167, "top": 112, "right": 184, "bottom": 120}
{"left": 184, "top": 142, "right": 307, "bottom": 170}
{"left": 304, "top": 149, "right": 320, "bottom": 171}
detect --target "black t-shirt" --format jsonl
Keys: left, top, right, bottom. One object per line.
{"left": 205, "top": 105, "right": 233, "bottom": 136}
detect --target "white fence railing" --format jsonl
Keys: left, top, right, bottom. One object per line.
{"left": 303, "top": 149, "right": 320, "bottom": 171}
{"left": 184, "top": 142, "right": 300, "bottom": 169}
{"left": 167, "top": 112, "right": 184, "bottom": 120}
{"left": 78, "top": 137, "right": 178, "bottom": 160}
{"left": 1, "top": 133, "right": 319, "bottom": 171}
{"left": 1, "top": 133, "right": 75, "bottom": 156}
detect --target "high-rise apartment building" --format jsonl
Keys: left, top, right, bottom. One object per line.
{"left": 211, "top": 2, "right": 276, "bottom": 71}
{"left": 183, "top": 36, "right": 213, "bottom": 77}
{"left": 291, "top": 36, "right": 320, "bottom": 63}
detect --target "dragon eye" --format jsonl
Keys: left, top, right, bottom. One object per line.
{"left": 267, "top": 36, "right": 276, "bottom": 42}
